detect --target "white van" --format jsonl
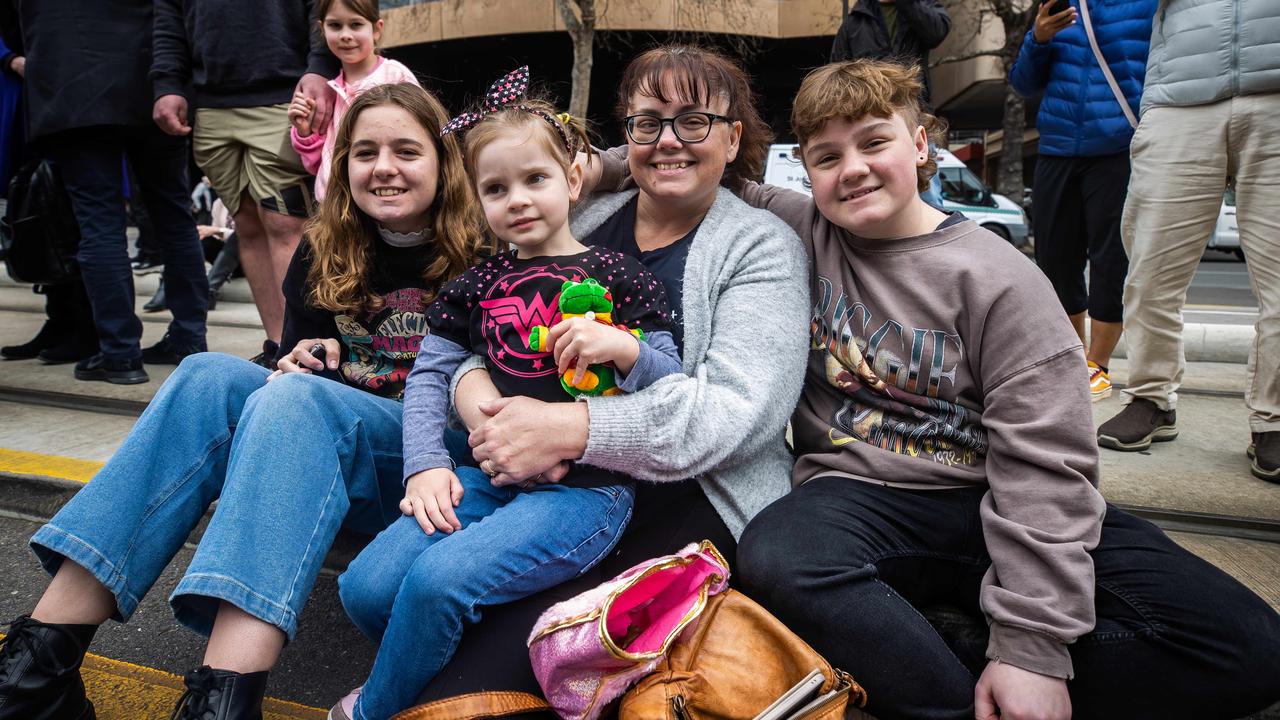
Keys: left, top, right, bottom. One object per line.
{"left": 762, "top": 144, "right": 1031, "bottom": 247}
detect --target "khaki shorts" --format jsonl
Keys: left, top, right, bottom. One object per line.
{"left": 192, "top": 104, "right": 313, "bottom": 218}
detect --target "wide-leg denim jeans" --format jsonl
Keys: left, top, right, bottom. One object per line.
{"left": 30, "top": 352, "right": 407, "bottom": 640}
{"left": 339, "top": 471, "right": 634, "bottom": 720}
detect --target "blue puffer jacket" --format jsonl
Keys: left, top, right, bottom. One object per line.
{"left": 1009, "top": 0, "right": 1157, "bottom": 157}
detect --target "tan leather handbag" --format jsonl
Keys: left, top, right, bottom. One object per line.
{"left": 391, "top": 691, "right": 551, "bottom": 720}
{"left": 618, "top": 589, "right": 867, "bottom": 719}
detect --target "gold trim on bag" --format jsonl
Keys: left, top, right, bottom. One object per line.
{"left": 597, "top": 540, "right": 730, "bottom": 662}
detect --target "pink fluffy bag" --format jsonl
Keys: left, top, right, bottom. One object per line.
{"left": 526, "top": 540, "right": 731, "bottom": 720}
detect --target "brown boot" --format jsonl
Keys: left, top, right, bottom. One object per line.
{"left": 1097, "top": 398, "right": 1178, "bottom": 451}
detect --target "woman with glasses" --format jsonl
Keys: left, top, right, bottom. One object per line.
{"left": 405, "top": 45, "right": 810, "bottom": 709}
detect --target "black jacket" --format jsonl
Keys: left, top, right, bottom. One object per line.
{"left": 829, "top": 0, "right": 951, "bottom": 108}
{"left": 0, "top": 0, "right": 155, "bottom": 140}
{"left": 152, "top": 0, "right": 338, "bottom": 109}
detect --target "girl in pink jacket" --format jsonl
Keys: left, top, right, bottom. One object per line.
{"left": 289, "top": 0, "right": 420, "bottom": 202}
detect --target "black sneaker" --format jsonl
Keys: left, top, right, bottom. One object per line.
{"left": 74, "top": 354, "right": 149, "bottom": 385}
{"left": 169, "top": 666, "right": 268, "bottom": 720}
{"left": 248, "top": 340, "right": 278, "bottom": 371}
{"left": 0, "top": 615, "right": 98, "bottom": 720}
{"left": 1097, "top": 397, "right": 1178, "bottom": 451}
{"left": 142, "top": 334, "right": 206, "bottom": 365}
{"left": 130, "top": 257, "right": 163, "bottom": 275}
{"left": 1248, "top": 432, "right": 1280, "bottom": 483}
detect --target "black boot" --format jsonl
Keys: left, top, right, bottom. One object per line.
{"left": 0, "top": 615, "right": 98, "bottom": 720}
{"left": 170, "top": 666, "right": 268, "bottom": 720}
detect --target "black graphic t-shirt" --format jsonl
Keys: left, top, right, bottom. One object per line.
{"left": 279, "top": 238, "right": 435, "bottom": 400}
{"left": 427, "top": 245, "right": 672, "bottom": 402}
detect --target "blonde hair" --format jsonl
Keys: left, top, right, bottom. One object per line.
{"left": 462, "top": 98, "right": 594, "bottom": 181}
{"left": 791, "top": 60, "right": 947, "bottom": 192}
{"left": 305, "top": 83, "right": 489, "bottom": 313}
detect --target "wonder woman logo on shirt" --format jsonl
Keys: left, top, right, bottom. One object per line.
{"left": 478, "top": 262, "right": 588, "bottom": 378}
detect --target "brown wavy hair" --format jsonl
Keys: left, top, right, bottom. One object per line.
{"left": 791, "top": 60, "right": 948, "bottom": 192}
{"left": 615, "top": 45, "right": 773, "bottom": 188}
{"left": 315, "top": 0, "right": 380, "bottom": 25}
{"left": 462, "top": 97, "right": 595, "bottom": 182}
{"left": 304, "top": 83, "right": 489, "bottom": 314}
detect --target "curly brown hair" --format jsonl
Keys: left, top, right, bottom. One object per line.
{"left": 615, "top": 45, "right": 773, "bottom": 188}
{"left": 791, "top": 60, "right": 948, "bottom": 192}
{"left": 304, "top": 83, "right": 489, "bottom": 313}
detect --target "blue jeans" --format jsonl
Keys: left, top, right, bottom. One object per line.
{"left": 30, "top": 352, "right": 407, "bottom": 639}
{"left": 49, "top": 125, "right": 209, "bottom": 359}
{"left": 339, "top": 472, "right": 634, "bottom": 720}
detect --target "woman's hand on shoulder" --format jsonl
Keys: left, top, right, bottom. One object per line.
{"left": 266, "top": 338, "right": 341, "bottom": 381}
{"left": 402, "top": 468, "right": 464, "bottom": 535}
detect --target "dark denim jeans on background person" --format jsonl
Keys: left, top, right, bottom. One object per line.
{"left": 340, "top": 475, "right": 634, "bottom": 720}
{"left": 49, "top": 125, "right": 208, "bottom": 360}
{"left": 30, "top": 352, "right": 407, "bottom": 639}
{"left": 738, "top": 477, "right": 1280, "bottom": 720}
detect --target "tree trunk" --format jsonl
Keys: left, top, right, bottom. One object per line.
{"left": 556, "top": 0, "right": 597, "bottom": 119}
{"left": 995, "top": 8, "right": 1032, "bottom": 199}
{"left": 569, "top": 26, "right": 594, "bottom": 119}
{"left": 996, "top": 51, "right": 1026, "bottom": 198}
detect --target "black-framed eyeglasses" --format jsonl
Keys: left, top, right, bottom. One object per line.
{"left": 624, "top": 112, "right": 733, "bottom": 145}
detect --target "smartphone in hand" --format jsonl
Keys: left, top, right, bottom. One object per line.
{"left": 1048, "top": 0, "right": 1070, "bottom": 14}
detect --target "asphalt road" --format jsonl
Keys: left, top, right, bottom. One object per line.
{"left": 1191, "top": 252, "right": 1258, "bottom": 309}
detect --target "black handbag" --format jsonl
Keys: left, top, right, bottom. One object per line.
{"left": 0, "top": 158, "right": 82, "bottom": 284}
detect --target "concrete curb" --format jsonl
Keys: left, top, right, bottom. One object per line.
{"left": 1112, "top": 322, "right": 1254, "bottom": 365}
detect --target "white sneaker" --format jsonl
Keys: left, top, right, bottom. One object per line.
{"left": 328, "top": 685, "right": 361, "bottom": 720}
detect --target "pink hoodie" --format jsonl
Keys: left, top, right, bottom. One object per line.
{"left": 290, "top": 56, "right": 420, "bottom": 202}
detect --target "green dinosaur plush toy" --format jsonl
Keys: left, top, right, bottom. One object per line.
{"left": 527, "top": 278, "right": 645, "bottom": 398}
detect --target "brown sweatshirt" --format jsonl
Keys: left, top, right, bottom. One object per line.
{"left": 737, "top": 181, "right": 1106, "bottom": 680}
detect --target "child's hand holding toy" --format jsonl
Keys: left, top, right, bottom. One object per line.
{"left": 527, "top": 279, "right": 644, "bottom": 397}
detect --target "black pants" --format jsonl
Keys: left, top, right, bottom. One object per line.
{"left": 412, "top": 480, "right": 736, "bottom": 717}
{"left": 48, "top": 125, "right": 208, "bottom": 360}
{"left": 1032, "top": 153, "right": 1130, "bottom": 323}
{"left": 737, "top": 478, "right": 1280, "bottom": 720}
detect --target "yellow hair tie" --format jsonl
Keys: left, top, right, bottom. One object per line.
{"left": 556, "top": 112, "right": 573, "bottom": 126}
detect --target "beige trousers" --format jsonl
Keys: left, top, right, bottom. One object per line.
{"left": 1120, "top": 93, "right": 1280, "bottom": 432}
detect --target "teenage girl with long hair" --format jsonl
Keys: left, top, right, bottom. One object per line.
{"left": 0, "top": 83, "right": 487, "bottom": 720}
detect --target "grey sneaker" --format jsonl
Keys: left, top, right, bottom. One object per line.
{"left": 1247, "top": 432, "right": 1279, "bottom": 483}
{"left": 1097, "top": 397, "right": 1178, "bottom": 451}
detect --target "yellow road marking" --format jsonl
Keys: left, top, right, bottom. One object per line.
{"left": 0, "top": 448, "right": 100, "bottom": 484}
{"left": 0, "top": 634, "right": 325, "bottom": 719}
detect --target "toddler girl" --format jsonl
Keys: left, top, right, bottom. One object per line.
{"left": 289, "top": 0, "right": 419, "bottom": 201}
{"left": 329, "top": 67, "right": 682, "bottom": 720}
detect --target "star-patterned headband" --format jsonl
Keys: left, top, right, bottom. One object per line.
{"left": 441, "top": 66, "right": 575, "bottom": 155}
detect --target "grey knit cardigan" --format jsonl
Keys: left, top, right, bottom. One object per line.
{"left": 567, "top": 188, "right": 810, "bottom": 539}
